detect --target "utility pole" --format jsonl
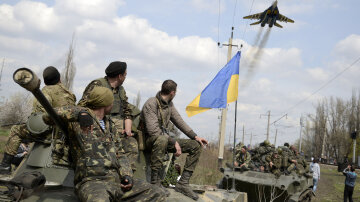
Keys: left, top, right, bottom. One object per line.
{"left": 242, "top": 125, "right": 245, "bottom": 144}
{"left": 217, "top": 27, "right": 238, "bottom": 167}
{"left": 274, "top": 129, "right": 278, "bottom": 146}
{"left": 0, "top": 58, "right": 4, "bottom": 92}
{"left": 299, "top": 116, "right": 303, "bottom": 152}
{"left": 250, "top": 132, "right": 253, "bottom": 147}
{"left": 260, "top": 110, "right": 271, "bottom": 141}
{"left": 351, "top": 129, "right": 357, "bottom": 163}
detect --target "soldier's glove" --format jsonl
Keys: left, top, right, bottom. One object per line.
{"left": 42, "top": 114, "right": 54, "bottom": 125}
{"left": 78, "top": 111, "right": 93, "bottom": 128}
{"left": 120, "top": 175, "right": 133, "bottom": 192}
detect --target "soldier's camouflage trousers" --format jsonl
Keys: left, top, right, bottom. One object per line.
{"left": 76, "top": 171, "right": 166, "bottom": 202}
{"left": 146, "top": 135, "right": 202, "bottom": 172}
{"left": 120, "top": 136, "right": 138, "bottom": 171}
{"left": 4, "top": 124, "right": 70, "bottom": 166}
{"left": 112, "top": 117, "right": 139, "bottom": 171}
{"left": 4, "top": 124, "right": 52, "bottom": 155}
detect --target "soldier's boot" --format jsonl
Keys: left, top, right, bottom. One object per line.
{"left": 225, "top": 162, "right": 234, "bottom": 169}
{"left": 175, "top": 170, "right": 199, "bottom": 201}
{"left": 151, "top": 170, "right": 170, "bottom": 197}
{"left": 0, "top": 153, "right": 13, "bottom": 174}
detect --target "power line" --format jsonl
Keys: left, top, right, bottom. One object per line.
{"left": 241, "top": 0, "right": 255, "bottom": 41}
{"left": 282, "top": 55, "right": 360, "bottom": 115}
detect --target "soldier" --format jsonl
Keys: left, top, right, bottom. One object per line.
{"left": 78, "top": 61, "right": 138, "bottom": 171}
{"left": 141, "top": 80, "right": 208, "bottom": 200}
{"left": 266, "top": 149, "right": 282, "bottom": 178}
{"left": 0, "top": 66, "right": 76, "bottom": 174}
{"left": 43, "top": 87, "right": 166, "bottom": 201}
{"left": 234, "top": 142, "right": 244, "bottom": 156}
{"left": 234, "top": 146, "right": 251, "bottom": 171}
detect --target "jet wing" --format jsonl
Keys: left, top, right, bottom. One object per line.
{"left": 278, "top": 13, "right": 294, "bottom": 23}
{"left": 243, "top": 12, "right": 263, "bottom": 20}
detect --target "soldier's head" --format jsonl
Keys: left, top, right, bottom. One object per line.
{"left": 284, "top": 142, "right": 290, "bottom": 148}
{"left": 241, "top": 146, "right": 247, "bottom": 153}
{"left": 263, "top": 140, "right": 270, "bottom": 146}
{"left": 161, "top": 80, "right": 177, "bottom": 100}
{"left": 105, "top": 61, "right": 127, "bottom": 87}
{"left": 85, "top": 86, "right": 114, "bottom": 115}
{"left": 290, "top": 145, "right": 297, "bottom": 152}
{"left": 277, "top": 148, "right": 282, "bottom": 155}
{"left": 273, "top": 150, "right": 278, "bottom": 157}
{"left": 43, "top": 66, "right": 60, "bottom": 85}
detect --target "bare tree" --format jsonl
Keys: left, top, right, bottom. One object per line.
{"left": 0, "top": 92, "right": 32, "bottom": 126}
{"left": 61, "top": 33, "right": 76, "bottom": 91}
{"left": 135, "top": 91, "right": 141, "bottom": 108}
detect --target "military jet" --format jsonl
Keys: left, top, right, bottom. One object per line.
{"left": 243, "top": 0, "right": 294, "bottom": 28}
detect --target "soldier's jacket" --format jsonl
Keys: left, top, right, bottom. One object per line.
{"left": 266, "top": 154, "right": 282, "bottom": 170}
{"left": 44, "top": 106, "right": 133, "bottom": 185}
{"left": 234, "top": 142, "right": 244, "bottom": 156}
{"left": 33, "top": 83, "right": 76, "bottom": 165}
{"left": 235, "top": 151, "right": 251, "bottom": 166}
{"left": 77, "top": 77, "right": 132, "bottom": 120}
{"left": 33, "top": 83, "right": 76, "bottom": 113}
{"left": 141, "top": 92, "right": 196, "bottom": 145}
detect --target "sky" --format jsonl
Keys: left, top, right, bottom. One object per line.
{"left": 0, "top": 0, "right": 359, "bottom": 148}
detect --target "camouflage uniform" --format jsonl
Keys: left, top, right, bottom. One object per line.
{"left": 4, "top": 83, "right": 76, "bottom": 165}
{"left": 141, "top": 92, "right": 201, "bottom": 173}
{"left": 44, "top": 106, "right": 165, "bottom": 202}
{"left": 78, "top": 77, "right": 138, "bottom": 171}
{"left": 266, "top": 152, "right": 282, "bottom": 177}
{"left": 235, "top": 151, "right": 251, "bottom": 169}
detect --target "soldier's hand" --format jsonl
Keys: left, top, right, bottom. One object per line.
{"left": 120, "top": 175, "right": 133, "bottom": 192}
{"left": 270, "top": 162, "right": 273, "bottom": 168}
{"left": 234, "top": 162, "right": 239, "bottom": 167}
{"left": 79, "top": 112, "right": 93, "bottom": 134}
{"left": 175, "top": 141, "right": 182, "bottom": 157}
{"left": 194, "top": 136, "right": 208, "bottom": 148}
{"left": 124, "top": 129, "right": 133, "bottom": 137}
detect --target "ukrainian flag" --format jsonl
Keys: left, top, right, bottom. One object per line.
{"left": 186, "top": 51, "right": 241, "bottom": 117}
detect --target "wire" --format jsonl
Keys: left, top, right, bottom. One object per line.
{"left": 241, "top": 0, "right": 255, "bottom": 41}
{"left": 231, "top": 0, "right": 238, "bottom": 28}
{"left": 282, "top": 55, "right": 360, "bottom": 115}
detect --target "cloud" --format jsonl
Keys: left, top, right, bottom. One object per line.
{"left": 55, "top": 0, "right": 125, "bottom": 19}
{"left": 0, "top": 4, "right": 23, "bottom": 32}
{"left": 14, "top": 1, "right": 60, "bottom": 33}
{"left": 306, "top": 68, "right": 329, "bottom": 81}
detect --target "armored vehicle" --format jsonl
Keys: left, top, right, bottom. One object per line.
{"left": 0, "top": 68, "right": 247, "bottom": 202}
{"left": 218, "top": 168, "right": 315, "bottom": 202}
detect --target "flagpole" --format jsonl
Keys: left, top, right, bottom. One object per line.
{"left": 231, "top": 100, "right": 238, "bottom": 191}
{"left": 217, "top": 27, "right": 235, "bottom": 168}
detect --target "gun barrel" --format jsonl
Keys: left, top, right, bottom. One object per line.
{"left": 13, "top": 68, "right": 68, "bottom": 134}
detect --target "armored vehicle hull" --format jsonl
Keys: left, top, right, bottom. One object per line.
{"left": 218, "top": 168, "right": 314, "bottom": 202}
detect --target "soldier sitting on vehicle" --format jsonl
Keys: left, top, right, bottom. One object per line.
{"left": 235, "top": 146, "right": 251, "bottom": 171}
{"left": 266, "top": 149, "right": 282, "bottom": 178}
{"left": 0, "top": 66, "right": 76, "bottom": 174}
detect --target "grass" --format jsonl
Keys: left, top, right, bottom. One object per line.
{"left": 175, "top": 143, "right": 232, "bottom": 186}
{"left": 313, "top": 164, "right": 360, "bottom": 202}
{"left": 0, "top": 127, "right": 9, "bottom": 154}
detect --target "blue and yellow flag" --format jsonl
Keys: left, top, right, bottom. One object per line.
{"left": 186, "top": 51, "right": 241, "bottom": 117}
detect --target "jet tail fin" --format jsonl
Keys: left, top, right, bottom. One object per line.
{"left": 274, "top": 22, "right": 283, "bottom": 28}
{"left": 250, "top": 21, "right": 261, "bottom": 26}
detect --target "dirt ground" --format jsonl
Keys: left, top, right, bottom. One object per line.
{"left": 313, "top": 164, "right": 360, "bottom": 202}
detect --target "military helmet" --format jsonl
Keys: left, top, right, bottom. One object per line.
{"left": 263, "top": 140, "right": 270, "bottom": 146}
{"left": 27, "top": 112, "right": 50, "bottom": 134}
{"left": 277, "top": 148, "right": 283, "bottom": 155}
